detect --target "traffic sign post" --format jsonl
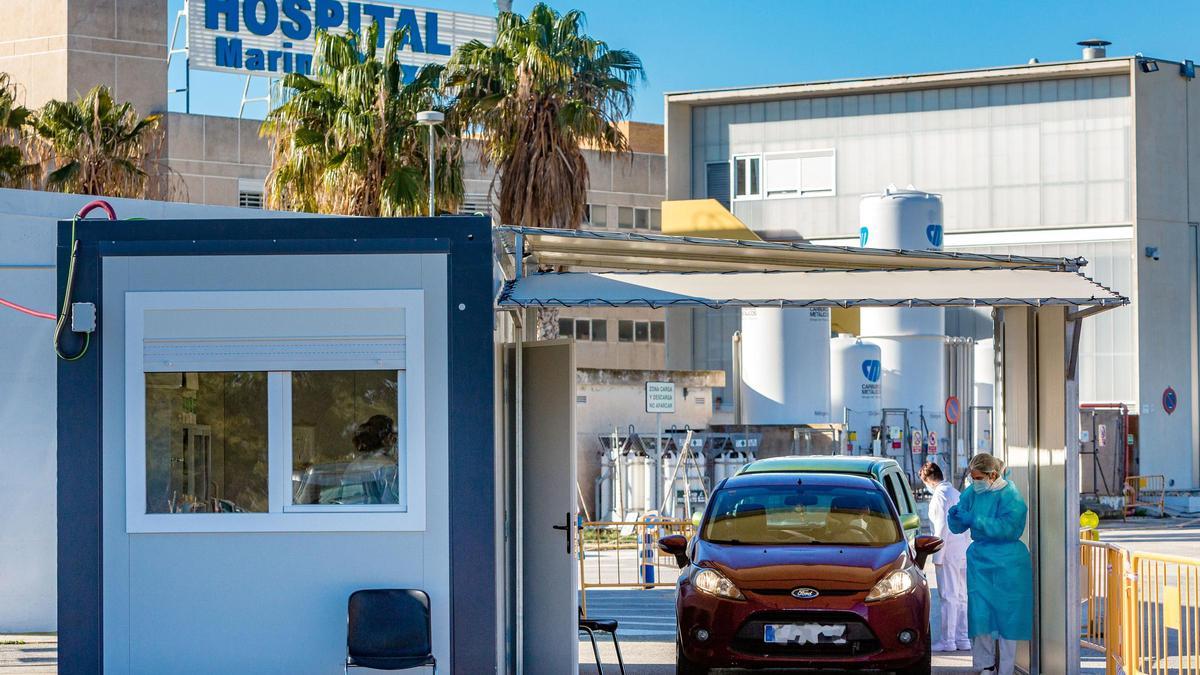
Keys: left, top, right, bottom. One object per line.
{"left": 646, "top": 382, "right": 675, "bottom": 510}
{"left": 645, "top": 382, "right": 675, "bottom": 414}
{"left": 1163, "top": 386, "right": 1178, "bottom": 415}
{"left": 945, "top": 395, "right": 961, "bottom": 425}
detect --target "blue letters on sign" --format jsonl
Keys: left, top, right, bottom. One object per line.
{"left": 396, "top": 8, "right": 424, "bottom": 52}
{"left": 244, "top": 0, "right": 280, "bottom": 36}
{"left": 315, "top": 0, "right": 345, "bottom": 30}
{"left": 926, "top": 224, "right": 943, "bottom": 248}
{"left": 861, "top": 360, "right": 881, "bottom": 383}
{"left": 202, "top": 1, "right": 456, "bottom": 79}
{"left": 425, "top": 11, "right": 450, "bottom": 55}
{"left": 206, "top": 0, "right": 240, "bottom": 30}
{"left": 280, "top": 0, "right": 313, "bottom": 40}
{"left": 859, "top": 227, "right": 869, "bottom": 248}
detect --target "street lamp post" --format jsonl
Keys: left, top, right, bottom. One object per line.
{"left": 417, "top": 110, "right": 444, "bottom": 217}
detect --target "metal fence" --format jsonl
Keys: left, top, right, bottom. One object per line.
{"left": 1080, "top": 539, "right": 1200, "bottom": 674}
{"left": 1125, "top": 475, "right": 1167, "bottom": 518}
{"left": 578, "top": 518, "right": 695, "bottom": 617}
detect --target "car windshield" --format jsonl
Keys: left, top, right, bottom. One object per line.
{"left": 701, "top": 482, "right": 902, "bottom": 546}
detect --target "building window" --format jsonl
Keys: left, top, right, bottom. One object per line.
{"left": 144, "top": 371, "right": 269, "bottom": 513}
{"left": 238, "top": 190, "right": 264, "bottom": 209}
{"left": 618, "top": 320, "right": 634, "bottom": 342}
{"left": 459, "top": 194, "right": 492, "bottom": 216}
{"left": 589, "top": 204, "right": 608, "bottom": 228}
{"left": 635, "top": 208, "right": 649, "bottom": 229}
{"left": 763, "top": 149, "right": 836, "bottom": 198}
{"left": 618, "top": 206, "right": 635, "bottom": 229}
{"left": 706, "top": 162, "right": 731, "bottom": 210}
{"left": 649, "top": 208, "right": 662, "bottom": 231}
{"left": 733, "top": 155, "right": 761, "bottom": 200}
{"left": 238, "top": 178, "right": 265, "bottom": 209}
{"left": 617, "top": 320, "right": 666, "bottom": 343}
{"left": 560, "top": 318, "right": 608, "bottom": 341}
{"left": 290, "top": 370, "right": 402, "bottom": 508}
{"left": 634, "top": 321, "right": 649, "bottom": 342}
{"left": 126, "top": 290, "right": 426, "bottom": 533}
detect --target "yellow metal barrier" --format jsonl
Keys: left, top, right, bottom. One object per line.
{"left": 578, "top": 519, "right": 695, "bottom": 617}
{"left": 1125, "top": 551, "right": 1200, "bottom": 675}
{"left": 1125, "top": 475, "right": 1167, "bottom": 518}
{"left": 1080, "top": 540, "right": 1128, "bottom": 675}
{"left": 1081, "top": 539, "right": 1200, "bottom": 674}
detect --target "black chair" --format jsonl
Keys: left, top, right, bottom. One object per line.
{"left": 347, "top": 589, "right": 436, "bottom": 673}
{"left": 579, "top": 606, "right": 626, "bottom": 675}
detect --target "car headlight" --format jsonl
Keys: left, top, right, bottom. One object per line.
{"left": 692, "top": 567, "right": 745, "bottom": 600}
{"left": 865, "top": 568, "right": 916, "bottom": 602}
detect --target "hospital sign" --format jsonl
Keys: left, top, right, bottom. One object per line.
{"left": 189, "top": 0, "right": 496, "bottom": 81}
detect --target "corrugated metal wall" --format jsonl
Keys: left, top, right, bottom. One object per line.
{"left": 690, "top": 74, "right": 1132, "bottom": 239}
{"left": 958, "top": 239, "right": 1135, "bottom": 404}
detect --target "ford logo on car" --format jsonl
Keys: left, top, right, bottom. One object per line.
{"left": 791, "top": 587, "right": 820, "bottom": 599}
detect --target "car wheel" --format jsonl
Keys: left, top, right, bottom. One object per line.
{"left": 676, "top": 638, "right": 709, "bottom": 675}
{"left": 893, "top": 642, "right": 932, "bottom": 675}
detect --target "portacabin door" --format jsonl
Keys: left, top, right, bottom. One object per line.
{"left": 520, "top": 340, "right": 578, "bottom": 674}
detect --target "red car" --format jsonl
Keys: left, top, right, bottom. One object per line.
{"left": 659, "top": 471, "right": 942, "bottom": 674}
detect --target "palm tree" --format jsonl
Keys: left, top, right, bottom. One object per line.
{"left": 445, "top": 3, "right": 644, "bottom": 230}
{"left": 0, "top": 73, "right": 37, "bottom": 188}
{"left": 446, "top": 4, "right": 643, "bottom": 339}
{"left": 32, "top": 85, "right": 165, "bottom": 198}
{"left": 261, "top": 23, "right": 463, "bottom": 216}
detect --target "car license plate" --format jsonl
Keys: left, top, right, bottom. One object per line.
{"left": 763, "top": 623, "right": 847, "bottom": 645}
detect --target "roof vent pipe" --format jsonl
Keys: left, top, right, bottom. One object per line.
{"left": 1078, "top": 39, "right": 1111, "bottom": 60}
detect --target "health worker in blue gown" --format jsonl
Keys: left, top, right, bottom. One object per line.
{"left": 947, "top": 453, "right": 1033, "bottom": 675}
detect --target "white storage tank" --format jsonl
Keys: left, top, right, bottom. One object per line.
{"left": 859, "top": 188, "right": 947, "bottom": 448}
{"left": 739, "top": 307, "right": 832, "bottom": 425}
{"left": 973, "top": 338, "right": 996, "bottom": 454}
{"left": 831, "top": 335, "right": 883, "bottom": 455}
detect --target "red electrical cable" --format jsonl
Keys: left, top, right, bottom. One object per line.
{"left": 0, "top": 296, "right": 55, "bottom": 320}
{"left": 2, "top": 199, "right": 117, "bottom": 323}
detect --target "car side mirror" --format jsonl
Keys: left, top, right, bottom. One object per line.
{"left": 900, "top": 513, "right": 921, "bottom": 531}
{"left": 913, "top": 535, "right": 944, "bottom": 568}
{"left": 658, "top": 534, "right": 690, "bottom": 568}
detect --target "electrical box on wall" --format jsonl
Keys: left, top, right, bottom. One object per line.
{"left": 71, "top": 302, "right": 96, "bottom": 333}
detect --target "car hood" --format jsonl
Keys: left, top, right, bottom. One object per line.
{"left": 694, "top": 539, "right": 909, "bottom": 590}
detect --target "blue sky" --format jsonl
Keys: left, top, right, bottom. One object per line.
{"left": 168, "top": 0, "right": 1200, "bottom": 123}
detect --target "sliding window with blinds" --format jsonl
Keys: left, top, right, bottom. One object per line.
{"left": 763, "top": 149, "right": 836, "bottom": 198}
{"left": 125, "top": 290, "right": 426, "bottom": 533}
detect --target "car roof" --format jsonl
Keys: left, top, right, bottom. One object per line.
{"left": 737, "top": 455, "right": 900, "bottom": 478}
{"left": 720, "top": 471, "right": 881, "bottom": 490}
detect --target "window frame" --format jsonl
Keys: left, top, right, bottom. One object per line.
{"left": 617, "top": 206, "right": 635, "bottom": 229}
{"left": 282, "top": 370, "right": 408, "bottom": 513}
{"left": 124, "top": 290, "right": 427, "bottom": 533}
{"left": 618, "top": 319, "right": 634, "bottom": 342}
{"left": 761, "top": 148, "right": 837, "bottom": 200}
{"left": 731, "top": 154, "right": 762, "bottom": 201}
{"left": 650, "top": 320, "right": 666, "bottom": 344}
{"left": 591, "top": 318, "right": 608, "bottom": 342}
{"left": 590, "top": 204, "right": 608, "bottom": 228}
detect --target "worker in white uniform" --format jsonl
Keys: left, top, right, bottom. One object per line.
{"left": 919, "top": 461, "right": 971, "bottom": 652}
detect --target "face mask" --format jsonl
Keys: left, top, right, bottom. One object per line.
{"left": 972, "top": 478, "right": 991, "bottom": 493}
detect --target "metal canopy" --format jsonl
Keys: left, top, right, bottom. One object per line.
{"left": 496, "top": 226, "right": 1086, "bottom": 273}
{"left": 498, "top": 268, "right": 1127, "bottom": 310}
